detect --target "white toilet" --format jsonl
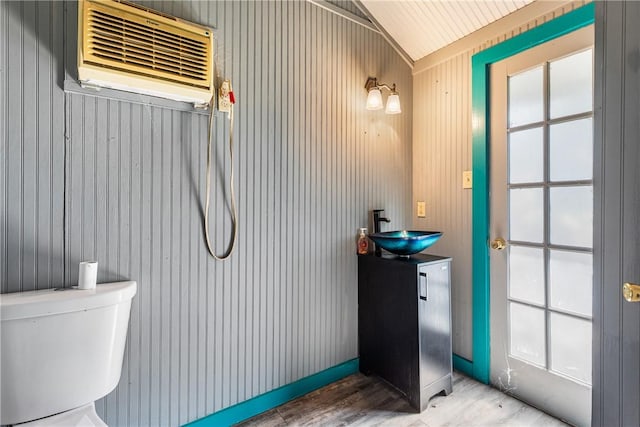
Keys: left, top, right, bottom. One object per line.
{"left": 0, "top": 281, "right": 137, "bottom": 426}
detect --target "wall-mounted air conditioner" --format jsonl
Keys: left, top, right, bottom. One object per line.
{"left": 78, "top": 0, "right": 215, "bottom": 108}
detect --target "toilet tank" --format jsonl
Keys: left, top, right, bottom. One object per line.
{"left": 0, "top": 281, "right": 137, "bottom": 425}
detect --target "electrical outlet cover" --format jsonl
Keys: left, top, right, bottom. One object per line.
{"left": 218, "top": 80, "right": 232, "bottom": 113}
{"left": 417, "top": 201, "right": 426, "bottom": 218}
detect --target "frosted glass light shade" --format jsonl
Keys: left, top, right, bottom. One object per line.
{"left": 385, "top": 93, "right": 401, "bottom": 114}
{"left": 366, "top": 88, "right": 383, "bottom": 110}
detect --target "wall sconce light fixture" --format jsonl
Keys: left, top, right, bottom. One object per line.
{"left": 365, "top": 77, "right": 401, "bottom": 114}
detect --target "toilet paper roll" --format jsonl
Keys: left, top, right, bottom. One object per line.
{"left": 78, "top": 261, "right": 98, "bottom": 290}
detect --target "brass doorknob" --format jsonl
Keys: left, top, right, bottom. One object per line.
{"left": 491, "top": 237, "right": 507, "bottom": 251}
{"left": 623, "top": 282, "right": 640, "bottom": 302}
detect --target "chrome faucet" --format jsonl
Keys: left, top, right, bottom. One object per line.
{"left": 373, "top": 209, "right": 391, "bottom": 234}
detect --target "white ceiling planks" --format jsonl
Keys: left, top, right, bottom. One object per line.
{"left": 358, "top": 0, "right": 535, "bottom": 61}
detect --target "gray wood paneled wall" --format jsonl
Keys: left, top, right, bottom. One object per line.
{"left": 593, "top": 1, "right": 640, "bottom": 426}
{"left": 1, "top": 1, "right": 413, "bottom": 425}
{"left": 1, "top": 0, "right": 66, "bottom": 292}
{"left": 411, "top": 0, "right": 587, "bottom": 360}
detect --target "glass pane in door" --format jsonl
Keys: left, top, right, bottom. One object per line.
{"left": 509, "top": 127, "right": 544, "bottom": 184}
{"left": 509, "top": 246, "right": 545, "bottom": 305}
{"left": 550, "top": 312, "right": 592, "bottom": 383}
{"left": 550, "top": 49, "right": 593, "bottom": 118}
{"left": 550, "top": 118, "right": 593, "bottom": 181}
{"left": 508, "top": 66, "right": 544, "bottom": 127}
{"left": 550, "top": 186, "right": 593, "bottom": 247}
{"left": 549, "top": 250, "right": 592, "bottom": 316}
{"left": 510, "top": 302, "right": 546, "bottom": 366}
{"left": 509, "top": 188, "right": 544, "bottom": 243}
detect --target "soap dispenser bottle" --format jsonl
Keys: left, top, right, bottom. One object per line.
{"left": 357, "top": 228, "right": 369, "bottom": 255}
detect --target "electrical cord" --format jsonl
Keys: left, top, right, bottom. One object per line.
{"left": 204, "top": 101, "right": 237, "bottom": 260}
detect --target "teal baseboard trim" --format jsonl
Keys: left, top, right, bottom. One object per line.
{"left": 184, "top": 358, "right": 359, "bottom": 427}
{"left": 452, "top": 354, "right": 474, "bottom": 378}
{"left": 470, "top": 2, "right": 594, "bottom": 386}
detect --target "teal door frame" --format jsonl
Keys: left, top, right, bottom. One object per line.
{"left": 470, "top": 2, "right": 595, "bottom": 384}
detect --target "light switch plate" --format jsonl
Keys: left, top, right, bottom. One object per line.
{"left": 417, "top": 201, "right": 426, "bottom": 218}
{"left": 463, "top": 170, "right": 472, "bottom": 189}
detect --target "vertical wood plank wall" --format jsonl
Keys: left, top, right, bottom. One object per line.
{"left": 593, "top": 2, "right": 640, "bottom": 426}
{"left": 0, "top": 0, "right": 66, "bottom": 293}
{"left": 1, "top": 1, "right": 413, "bottom": 425}
{"left": 411, "top": 1, "right": 587, "bottom": 359}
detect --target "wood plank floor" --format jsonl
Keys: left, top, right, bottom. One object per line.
{"left": 237, "top": 372, "right": 569, "bottom": 426}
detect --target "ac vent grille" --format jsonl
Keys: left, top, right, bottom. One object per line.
{"left": 84, "top": 4, "right": 211, "bottom": 89}
{"left": 115, "top": 0, "right": 178, "bottom": 22}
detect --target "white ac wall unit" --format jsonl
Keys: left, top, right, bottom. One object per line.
{"left": 78, "top": 0, "right": 214, "bottom": 107}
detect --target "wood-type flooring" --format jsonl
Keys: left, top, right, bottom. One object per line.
{"left": 238, "top": 372, "right": 569, "bottom": 426}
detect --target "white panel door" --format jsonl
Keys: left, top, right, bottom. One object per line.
{"left": 489, "top": 26, "right": 594, "bottom": 427}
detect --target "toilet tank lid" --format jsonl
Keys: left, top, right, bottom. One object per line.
{"left": 0, "top": 281, "right": 137, "bottom": 321}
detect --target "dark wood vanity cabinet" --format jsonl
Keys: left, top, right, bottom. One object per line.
{"left": 358, "top": 253, "right": 453, "bottom": 412}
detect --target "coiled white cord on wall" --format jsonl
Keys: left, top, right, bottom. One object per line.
{"left": 204, "top": 102, "right": 237, "bottom": 260}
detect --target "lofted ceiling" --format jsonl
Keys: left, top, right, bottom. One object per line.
{"left": 357, "top": 0, "right": 536, "bottom": 62}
